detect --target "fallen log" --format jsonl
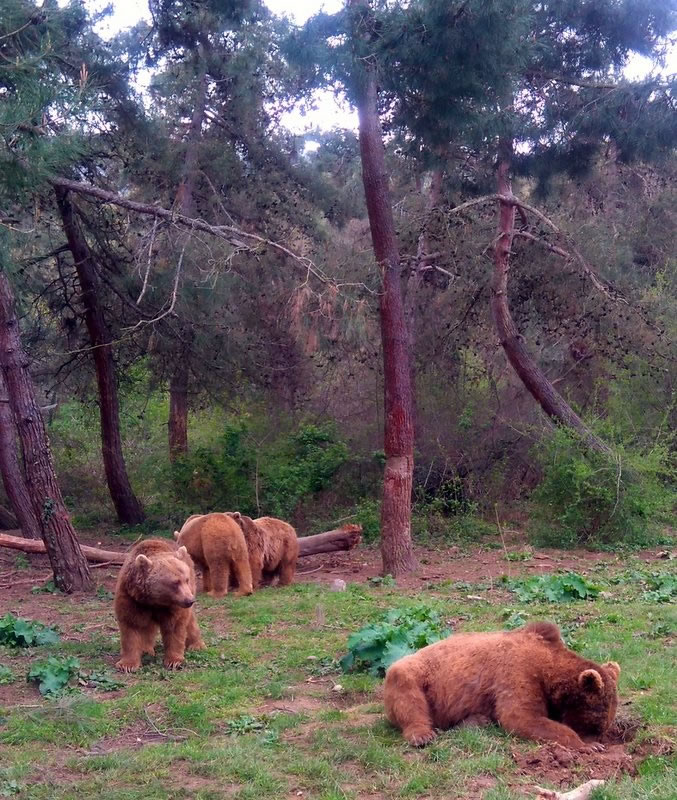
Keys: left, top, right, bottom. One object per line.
{"left": 0, "top": 524, "right": 362, "bottom": 566}
{"left": 298, "top": 524, "right": 362, "bottom": 556}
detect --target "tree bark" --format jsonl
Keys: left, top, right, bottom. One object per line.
{"left": 0, "top": 504, "right": 18, "bottom": 529}
{"left": 0, "top": 524, "right": 363, "bottom": 564}
{"left": 0, "top": 271, "right": 94, "bottom": 591}
{"left": 55, "top": 188, "right": 145, "bottom": 524}
{"left": 491, "top": 137, "right": 613, "bottom": 456}
{"left": 168, "top": 63, "right": 208, "bottom": 461}
{"left": 350, "top": 0, "right": 417, "bottom": 576}
{"left": 0, "top": 376, "right": 41, "bottom": 538}
{"left": 404, "top": 167, "right": 443, "bottom": 436}
{"left": 168, "top": 360, "right": 189, "bottom": 462}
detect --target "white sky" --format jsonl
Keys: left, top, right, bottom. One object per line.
{"left": 81, "top": 0, "right": 674, "bottom": 134}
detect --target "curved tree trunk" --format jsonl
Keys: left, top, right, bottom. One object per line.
{"left": 168, "top": 62, "right": 208, "bottom": 461}
{"left": 351, "top": 0, "right": 416, "bottom": 576}
{"left": 55, "top": 188, "right": 145, "bottom": 524}
{"left": 491, "top": 136, "right": 613, "bottom": 456}
{"left": 0, "top": 373, "right": 41, "bottom": 538}
{"left": 0, "top": 270, "right": 93, "bottom": 592}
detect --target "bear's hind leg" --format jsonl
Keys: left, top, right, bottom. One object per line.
{"left": 384, "top": 662, "right": 436, "bottom": 747}
{"left": 231, "top": 557, "right": 253, "bottom": 597}
{"left": 208, "top": 562, "right": 230, "bottom": 598}
{"left": 201, "top": 566, "right": 212, "bottom": 594}
{"left": 277, "top": 556, "right": 296, "bottom": 586}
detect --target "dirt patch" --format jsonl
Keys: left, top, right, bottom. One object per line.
{"left": 512, "top": 742, "right": 636, "bottom": 786}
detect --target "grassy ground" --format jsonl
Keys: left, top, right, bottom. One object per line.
{"left": 0, "top": 549, "right": 675, "bottom": 800}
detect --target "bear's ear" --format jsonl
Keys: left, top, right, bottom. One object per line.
{"left": 135, "top": 554, "right": 152, "bottom": 570}
{"left": 231, "top": 511, "right": 241, "bottom": 520}
{"left": 176, "top": 545, "right": 189, "bottom": 561}
{"left": 578, "top": 668, "right": 604, "bottom": 693}
{"left": 603, "top": 661, "right": 621, "bottom": 682}
{"left": 173, "top": 531, "right": 180, "bottom": 541}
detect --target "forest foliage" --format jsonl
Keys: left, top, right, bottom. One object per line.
{"left": 0, "top": 0, "right": 675, "bottom": 557}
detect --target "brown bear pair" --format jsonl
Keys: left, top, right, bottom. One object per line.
{"left": 384, "top": 622, "right": 620, "bottom": 751}
{"left": 114, "top": 539, "right": 206, "bottom": 672}
{"left": 175, "top": 512, "right": 299, "bottom": 596}
{"left": 228, "top": 512, "right": 299, "bottom": 588}
{"left": 174, "top": 513, "right": 254, "bottom": 598}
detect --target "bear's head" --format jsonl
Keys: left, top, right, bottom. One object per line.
{"left": 134, "top": 546, "right": 195, "bottom": 608}
{"left": 561, "top": 661, "right": 621, "bottom": 739}
{"left": 227, "top": 511, "right": 260, "bottom": 541}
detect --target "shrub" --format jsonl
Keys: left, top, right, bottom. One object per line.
{"left": 340, "top": 606, "right": 450, "bottom": 677}
{"left": 529, "top": 426, "right": 674, "bottom": 548}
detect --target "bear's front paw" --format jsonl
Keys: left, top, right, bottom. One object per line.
{"left": 189, "top": 639, "right": 207, "bottom": 651}
{"left": 579, "top": 741, "right": 605, "bottom": 753}
{"left": 404, "top": 727, "right": 436, "bottom": 747}
{"left": 163, "top": 658, "right": 185, "bottom": 670}
{"left": 115, "top": 658, "right": 140, "bottom": 673}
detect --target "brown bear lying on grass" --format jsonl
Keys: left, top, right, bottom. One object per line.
{"left": 174, "top": 513, "right": 253, "bottom": 598}
{"left": 384, "top": 622, "right": 620, "bottom": 751}
{"left": 228, "top": 513, "right": 299, "bottom": 588}
{"left": 114, "top": 539, "right": 205, "bottom": 672}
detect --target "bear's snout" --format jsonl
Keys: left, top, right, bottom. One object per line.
{"left": 180, "top": 597, "right": 195, "bottom": 608}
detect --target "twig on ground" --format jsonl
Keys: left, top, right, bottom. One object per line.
{"left": 532, "top": 779, "right": 605, "bottom": 800}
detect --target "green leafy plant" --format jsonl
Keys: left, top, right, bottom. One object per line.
{"left": 13, "top": 554, "right": 29, "bottom": 570}
{"left": 226, "top": 714, "right": 269, "bottom": 735}
{"left": 77, "top": 670, "right": 125, "bottom": 691}
{"left": 340, "top": 606, "right": 450, "bottom": 677}
{"left": 0, "top": 665, "right": 14, "bottom": 685}
{"left": 0, "top": 614, "right": 60, "bottom": 648}
{"left": 27, "top": 656, "right": 80, "bottom": 696}
{"left": 368, "top": 574, "right": 396, "bottom": 588}
{"left": 504, "top": 550, "right": 533, "bottom": 562}
{"left": 504, "top": 572, "right": 600, "bottom": 603}
{"left": 502, "top": 609, "right": 529, "bottom": 629}
{"left": 641, "top": 574, "right": 676, "bottom": 603}
{"left": 30, "top": 580, "right": 60, "bottom": 595}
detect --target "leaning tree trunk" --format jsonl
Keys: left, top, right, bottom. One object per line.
{"left": 491, "top": 136, "right": 613, "bottom": 456}
{"left": 0, "top": 270, "right": 93, "bottom": 591}
{"left": 0, "top": 373, "right": 41, "bottom": 538}
{"left": 168, "top": 63, "right": 208, "bottom": 462}
{"left": 55, "top": 188, "right": 145, "bottom": 524}
{"left": 350, "top": 0, "right": 416, "bottom": 576}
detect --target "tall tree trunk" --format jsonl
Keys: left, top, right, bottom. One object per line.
{"left": 0, "top": 270, "right": 93, "bottom": 592}
{"left": 168, "top": 63, "right": 208, "bottom": 460}
{"left": 0, "top": 373, "right": 41, "bottom": 538}
{"left": 55, "top": 189, "right": 145, "bottom": 524}
{"left": 168, "top": 360, "right": 189, "bottom": 463}
{"left": 404, "top": 168, "right": 443, "bottom": 436}
{"left": 350, "top": 0, "right": 416, "bottom": 576}
{"left": 491, "top": 136, "right": 613, "bottom": 456}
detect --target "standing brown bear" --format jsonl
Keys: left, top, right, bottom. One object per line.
{"left": 384, "top": 622, "right": 620, "bottom": 751}
{"left": 114, "top": 539, "right": 205, "bottom": 672}
{"left": 227, "top": 513, "right": 299, "bottom": 588}
{"left": 174, "top": 513, "right": 253, "bottom": 598}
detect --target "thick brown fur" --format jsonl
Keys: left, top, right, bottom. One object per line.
{"left": 384, "top": 621, "right": 620, "bottom": 751}
{"left": 228, "top": 513, "right": 299, "bottom": 588}
{"left": 114, "top": 539, "right": 205, "bottom": 672}
{"left": 174, "top": 513, "right": 253, "bottom": 598}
